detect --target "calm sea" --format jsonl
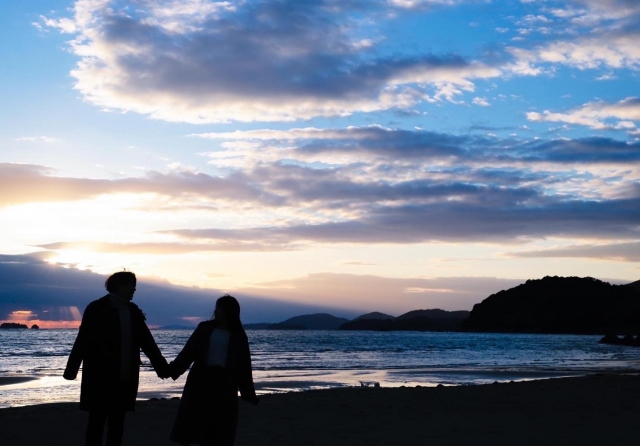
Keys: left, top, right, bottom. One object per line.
{"left": 2, "top": 329, "right": 640, "bottom": 408}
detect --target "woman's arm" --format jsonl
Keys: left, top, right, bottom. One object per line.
{"left": 169, "top": 324, "right": 204, "bottom": 379}
{"left": 237, "top": 331, "right": 259, "bottom": 404}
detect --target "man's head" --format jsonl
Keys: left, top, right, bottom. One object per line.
{"left": 105, "top": 271, "right": 137, "bottom": 301}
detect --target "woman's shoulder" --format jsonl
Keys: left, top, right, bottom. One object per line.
{"left": 195, "top": 320, "right": 216, "bottom": 332}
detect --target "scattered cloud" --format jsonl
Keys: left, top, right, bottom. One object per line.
{"left": 507, "top": 240, "right": 640, "bottom": 262}
{"left": 4, "top": 121, "right": 640, "bottom": 248}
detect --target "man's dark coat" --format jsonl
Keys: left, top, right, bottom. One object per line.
{"left": 64, "top": 295, "right": 168, "bottom": 412}
{"left": 169, "top": 320, "right": 257, "bottom": 445}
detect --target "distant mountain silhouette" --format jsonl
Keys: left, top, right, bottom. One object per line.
{"left": 353, "top": 312, "right": 396, "bottom": 321}
{"left": 396, "top": 309, "right": 470, "bottom": 320}
{"left": 627, "top": 280, "right": 640, "bottom": 293}
{"left": 159, "top": 324, "right": 196, "bottom": 330}
{"left": 272, "top": 313, "right": 350, "bottom": 330}
{"left": 341, "top": 309, "right": 469, "bottom": 331}
{"left": 243, "top": 323, "right": 272, "bottom": 330}
{"left": 268, "top": 323, "right": 307, "bottom": 330}
{"left": 462, "top": 276, "right": 640, "bottom": 334}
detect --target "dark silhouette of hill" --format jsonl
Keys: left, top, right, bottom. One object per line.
{"left": 354, "top": 312, "right": 396, "bottom": 321}
{"left": 396, "top": 309, "right": 470, "bottom": 320}
{"left": 159, "top": 324, "right": 195, "bottom": 330}
{"left": 1, "top": 322, "right": 28, "bottom": 329}
{"left": 462, "top": 276, "right": 640, "bottom": 334}
{"left": 341, "top": 309, "right": 469, "bottom": 331}
{"left": 627, "top": 280, "right": 640, "bottom": 293}
{"left": 270, "top": 313, "right": 350, "bottom": 330}
{"left": 268, "top": 323, "right": 307, "bottom": 330}
{"left": 243, "top": 323, "right": 272, "bottom": 330}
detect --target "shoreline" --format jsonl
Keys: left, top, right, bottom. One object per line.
{"left": 4, "top": 366, "right": 640, "bottom": 408}
{"left": 2, "top": 373, "right": 640, "bottom": 445}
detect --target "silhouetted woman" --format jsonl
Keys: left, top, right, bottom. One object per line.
{"left": 169, "top": 295, "right": 259, "bottom": 446}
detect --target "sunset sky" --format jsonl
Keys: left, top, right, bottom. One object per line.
{"left": 1, "top": 0, "right": 639, "bottom": 327}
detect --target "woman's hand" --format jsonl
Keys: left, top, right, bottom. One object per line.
{"left": 242, "top": 395, "right": 260, "bottom": 405}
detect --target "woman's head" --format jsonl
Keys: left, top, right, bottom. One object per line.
{"left": 213, "top": 294, "right": 242, "bottom": 329}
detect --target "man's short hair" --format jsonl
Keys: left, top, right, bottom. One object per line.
{"left": 105, "top": 271, "right": 136, "bottom": 293}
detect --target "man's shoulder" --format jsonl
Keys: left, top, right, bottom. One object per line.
{"left": 127, "top": 301, "right": 147, "bottom": 320}
{"left": 85, "top": 295, "right": 110, "bottom": 310}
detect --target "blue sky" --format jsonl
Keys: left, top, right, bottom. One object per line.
{"left": 1, "top": 0, "right": 639, "bottom": 326}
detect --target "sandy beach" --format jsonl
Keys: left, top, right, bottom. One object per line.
{"left": 1, "top": 373, "right": 640, "bottom": 445}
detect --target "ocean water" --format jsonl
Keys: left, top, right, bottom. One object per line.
{"left": 2, "top": 329, "right": 640, "bottom": 408}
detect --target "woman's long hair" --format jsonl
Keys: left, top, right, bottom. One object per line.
{"left": 212, "top": 294, "right": 244, "bottom": 333}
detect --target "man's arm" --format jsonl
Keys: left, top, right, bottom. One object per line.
{"left": 136, "top": 310, "right": 170, "bottom": 379}
{"left": 63, "top": 304, "right": 94, "bottom": 380}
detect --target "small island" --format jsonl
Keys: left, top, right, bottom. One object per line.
{"left": 0, "top": 322, "right": 28, "bottom": 329}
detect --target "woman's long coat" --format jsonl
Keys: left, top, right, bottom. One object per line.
{"left": 64, "top": 295, "right": 168, "bottom": 412}
{"left": 169, "top": 320, "right": 257, "bottom": 445}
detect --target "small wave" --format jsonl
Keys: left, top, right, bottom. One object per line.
{"left": 4, "top": 352, "right": 67, "bottom": 357}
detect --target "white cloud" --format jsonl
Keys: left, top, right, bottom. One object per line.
{"left": 388, "top": 0, "right": 461, "bottom": 8}
{"left": 472, "top": 97, "right": 491, "bottom": 107}
{"left": 519, "top": 14, "right": 552, "bottom": 24}
{"left": 527, "top": 97, "right": 640, "bottom": 133}
{"left": 16, "top": 136, "right": 60, "bottom": 143}
{"left": 43, "top": 0, "right": 501, "bottom": 123}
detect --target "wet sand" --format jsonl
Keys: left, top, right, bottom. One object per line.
{"left": 1, "top": 373, "right": 640, "bottom": 445}
{"left": 0, "top": 376, "right": 38, "bottom": 386}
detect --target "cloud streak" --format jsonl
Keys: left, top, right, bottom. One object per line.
{"left": 507, "top": 241, "right": 640, "bottom": 262}
{"left": 0, "top": 163, "right": 278, "bottom": 208}
{"left": 167, "top": 195, "right": 640, "bottom": 245}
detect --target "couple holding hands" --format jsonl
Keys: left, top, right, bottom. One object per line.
{"left": 63, "top": 271, "right": 258, "bottom": 446}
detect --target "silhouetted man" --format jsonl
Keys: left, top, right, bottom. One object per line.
{"left": 64, "top": 271, "right": 169, "bottom": 446}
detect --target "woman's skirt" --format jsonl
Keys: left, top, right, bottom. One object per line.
{"left": 170, "top": 366, "right": 239, "bottom": 445}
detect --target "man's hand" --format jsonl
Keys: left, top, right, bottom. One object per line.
{"left": 156, "top": 364, "right": 170, "bottom": 380}
{"left": 63, "top": 369, "right": 77, "bottom": 380}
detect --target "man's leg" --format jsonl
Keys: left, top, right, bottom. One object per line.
{"left": 86, "top": 410, "right": 107, "bottom": 446}
{"left": 105, "top": 409, "right": 126, "bottom": 446}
